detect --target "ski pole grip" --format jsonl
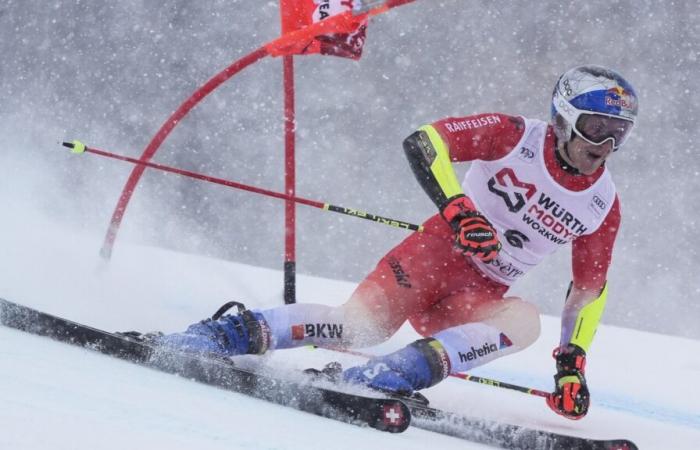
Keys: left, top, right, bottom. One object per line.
{"left": 62, "top": 140, "right": 86, "bottom": 154}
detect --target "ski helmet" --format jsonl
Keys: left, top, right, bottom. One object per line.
{"left": 551, "top": 65, "right": 638, "bottom": 151}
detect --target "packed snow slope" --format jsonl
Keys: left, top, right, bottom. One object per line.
{"left": 0, "top": 221, "right": 699, "bottom": 450}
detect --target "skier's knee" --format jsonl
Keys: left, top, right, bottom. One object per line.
{"left": 486, "top": 296, "right": 541, "bottom": 349}
{"left": 337, "top": 300, "right": 395, "bottom": 347}
{"left": 339, "top": 280, "right": 402, "bottom": 347}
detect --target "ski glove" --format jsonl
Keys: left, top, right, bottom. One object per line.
{"left": 546, "top": 344, "right": 590, "bottom": 420}
{"left": 441, "top": 195, "right": 501, "bottom": 262}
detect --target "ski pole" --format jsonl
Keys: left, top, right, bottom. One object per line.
{"left": 449, "top": 372, "right": 549, "bottom": 398}
{"left": 62, "top": 140, "right": 424, "bottom": 233}
{"left": 313, "top": 345, "right": 550, "bottom": 399}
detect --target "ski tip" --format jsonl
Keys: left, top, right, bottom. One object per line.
{"left": 62, "top": 140, "right": 86, "bottom": 154}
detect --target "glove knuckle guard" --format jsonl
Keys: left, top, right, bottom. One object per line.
{"left": 548, "top": 345, "right": 590, "bottom": 419}
{"left": 442, "top": 196, "right": 501, "bottom": 262}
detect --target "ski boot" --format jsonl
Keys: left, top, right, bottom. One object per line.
{"left": 306, "top": 360, "right": 431, "bottom": 405}
{"left": 304, "top": 361, "right": 343, "bottom": 383}
{"left": 341, "top": 338, "right": 449, "bottom": 403}
{"left": 154, "top": 301, "right": 270, "bottom": 357}
{"left": 116, "top": 330, "right": 164, "bottom": 343}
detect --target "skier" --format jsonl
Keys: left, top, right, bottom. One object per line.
{"left": 155, "top": 65, "right": 638, "bottom": 420}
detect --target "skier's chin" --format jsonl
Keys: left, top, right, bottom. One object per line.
{"left": 574, "top": 162, "right": 599, "bottom": 176}
{"left": 569, "top": 149, "right": 606, "bottom": 175}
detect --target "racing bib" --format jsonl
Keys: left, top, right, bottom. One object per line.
{"left": 462, "top": 118, "right": 616, "bottom": 285}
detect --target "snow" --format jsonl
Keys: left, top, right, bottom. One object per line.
{"left": 1, "top": 222, "right": 699, "bottom": 449}
{"left": 3, "top": 1, "right": 699, "bottom": 342}
{"left": 0, "top": 2, "right": 698, "bottom": 448}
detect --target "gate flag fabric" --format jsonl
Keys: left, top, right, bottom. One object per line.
{"left": 279, "top": 0, "right": 368, "bottom": 59}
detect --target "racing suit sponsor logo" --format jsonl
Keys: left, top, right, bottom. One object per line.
{"left": 434, "top": 343, "right": 451, "bottom": 379}
{"left": 458, "top": 342, "right": 498, "bottom": 362}
{"left": 487, "top": 168, "right": 537, "bottom": 213}
{"left": 520, "top": 193, "right": 588, "bottom": 243}
{"left": 517, "top": 146, "right": 535, "bottom": 162}
{"left": 387, "top": 257, "right": 412, "bottom": 288}
{"left": 291, "top": 323, "right": 344, "bottom": 340}
{"left": 588, "top": 193, "right": 607, "bottom": 218}
{"left": 485, "top": 257, "right": 525, "bottom": 280}
{"left": 499, "top": 332, "right": 513, "bottom": 349}
{"left": 444, "top": 115, "right": 502, "bottom": 133}
{"left": 488, "top": 169, "right": 588, "bottom": 243}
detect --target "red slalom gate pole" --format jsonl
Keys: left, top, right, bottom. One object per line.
{"left": 100, "top": 0, "right": 420, "bottom": 260}
{"left": 100, "top": 47, "right": 269, "bottom": 260}
{"left": 280, "top": 0, "right": 300, "bottom": 307}
{"left": 282, "top": 55, "right": 297, "bottom": 305}
{"left": 63, "top": 141, "right": 425, "bottom": 233}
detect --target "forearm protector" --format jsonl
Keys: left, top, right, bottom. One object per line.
{"left": 403, "top": 125, "right": 464, "bottom": 210}
{"left": 561, "top": 282, "right": 608, "bottom": 353}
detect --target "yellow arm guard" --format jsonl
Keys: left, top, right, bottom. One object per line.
{"left": 403, "top": 125, "right": 464, "bottom": 209}
{"left": 565, "top": 282, "right": 609, "bottom": 353}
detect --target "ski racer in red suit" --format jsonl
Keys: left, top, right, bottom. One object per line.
{"left": 156, "top": 65, "right": 638, "bottom": 420}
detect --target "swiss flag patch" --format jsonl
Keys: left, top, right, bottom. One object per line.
{"left": 291, "top": 324, "right": 305, "bottom": 340}
{"left": 382, "top": 404, "right": 404, "bottom": 425}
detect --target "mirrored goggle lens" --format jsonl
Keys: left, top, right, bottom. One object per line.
{"left": 575, "top": 114, "right": 634, "bottom": 147}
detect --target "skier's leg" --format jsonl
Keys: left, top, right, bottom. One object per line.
{"left": 155, "top": 257, "right": 424, "bottom": 356}
{"left": 157, "top": 214, "right": 490, "bottom": 358}
{"left": 428, "top": 295, "right": 541, "bottom": 372}
{"left": 153, "top": 242, "right": 420, "bottom": 355}
{"left": 259, "top": 214, "right": 472, "bottom": 350}
{"left": 410, "top": 286, "right": 541, "bottom": 353}
{"left": 154, "top": 275, "right": 402, "bottom": 356}
{"left": 343, "top": 284, "right": 541, "bottom": 394}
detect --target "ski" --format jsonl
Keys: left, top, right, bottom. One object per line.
{"left": 311, "top": 361, "right": 637, "bottom": 448}
{"left": 403, "top": 396, "right": 638, "bottom": 450}
{"left": 0, "top": 298, "right": 410, "bottom": 433}
{"left": 0, "top": 298, "right": 637, "bottom": 448}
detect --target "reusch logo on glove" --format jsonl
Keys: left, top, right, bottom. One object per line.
{"left": 465, "top": 231, "right": 494, "bottom": 241}
{"left": 487, "top": 167, "right": 537, "bottom": 213}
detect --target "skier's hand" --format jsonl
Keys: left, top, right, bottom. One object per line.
{"left": 546, "top": 344, "right": 590, "bottom": 420}
{"left": 441, "top": 195, "right": 501, "bottom": 262}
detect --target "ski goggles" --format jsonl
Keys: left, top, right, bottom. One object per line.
{"left": 553, "top": 91, "right": 635, "bottom": 151}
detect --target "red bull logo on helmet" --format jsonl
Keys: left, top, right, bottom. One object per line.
{"left": 605, "top": 86, "right": 633, "bottom": 109}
